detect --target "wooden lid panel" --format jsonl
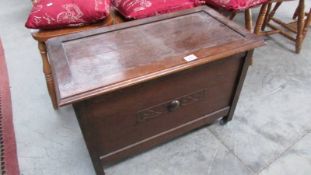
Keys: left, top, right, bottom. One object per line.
{"left": 46, "top": 7, "right": 264, "bottom": 106}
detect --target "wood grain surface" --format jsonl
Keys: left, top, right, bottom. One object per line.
{"left": 46, "top": 7, "right": 264, "bottom": 107}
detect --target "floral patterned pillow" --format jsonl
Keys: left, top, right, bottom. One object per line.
{"left": 25, "top": 0, "right": 110, "bottom": 29}
{"left": 205, "top": 0, "right": 268, "bottom": 11}
{"left": 112, "top": 0, "right": 204, "bottom": 19}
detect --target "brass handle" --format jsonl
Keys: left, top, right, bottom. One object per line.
{"left": 167, "top": 100, "right": 181, "bottom": 112}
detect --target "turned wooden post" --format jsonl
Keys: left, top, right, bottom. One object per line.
{"left": 262, "top": 1, "right": 283, "bottom": 30}
{"left": 293, "top": 6, "right": 299, "bottom": 19}
{"left": 38, "top": 42, "right": 58, "bottom": 109}
{"left": 245, "top": 9, "right": 253, "bottom": 31}
{"left": 262, "top": 2, "right": 272, "bottom": 31}
{"left": 229, "top": 12, "right": 237, "bottom": 20}
{"left": 303, "top": 9, "right": 311, "bottom": 36}
{"left": 269, "top": 2, "right": 282, "bottom": 18}
{"left": 296, "top": 0, "right": 305, "bottom": 53}
{"left": 255, "top": 3, "right": 269, "bottom": 34}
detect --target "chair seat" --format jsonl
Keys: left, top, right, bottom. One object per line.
{"left": 31, "top": 14, "right": 117, "bottom": 42}
{"left": 206, "top": 0, "right": 268, "bottom": 11}
{"left": 112, "top": 0, "right": 201, "bottom": 19}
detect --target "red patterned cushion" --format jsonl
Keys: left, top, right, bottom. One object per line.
{"left": 112, "top": 0, "right": 203, "bottom": 19}
{"left": 205, "top": 0, "right": 268, "bottom": 11}
{"left": 26, "top": 0, "right": 110, "bottom": 29}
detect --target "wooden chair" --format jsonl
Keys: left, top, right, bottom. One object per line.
{"left": 258, "top": 0, "right": 311, "bottom": 53}
{"left": 32, "top": 12, "right": 125, "bottom": 109}
{"left": 207, "top": 1, "right": 270, "bottom": 66}
{"left": 206, "top": 0, "right": 270, "bottom": 32}
{"left": 220, "top": 8, "right": 257, "bottom": 32}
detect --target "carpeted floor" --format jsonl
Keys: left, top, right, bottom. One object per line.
{"left": 0, "top": 39, "right": 19, "bottom": 175}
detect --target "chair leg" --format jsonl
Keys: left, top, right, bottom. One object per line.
{"left": 229, "top": 12, "right": 237, "bottom": 20}
{"left": 296, "top": 0, "right": 305, "bottom": 53}
{"left": 269, "top": 2, "right": 283, "bottom": 20}
{"left": 262, "top": 2, "right": 272, "bottom": 31}
{"left": 245, "top": 9, "right": 253, "bottom": 31}
{"left": 303, "top": 9, "right": 311, "bottom": 36}
{"left": 261, "top": 2, "right": 282, "bottom": 30}
{"left": 244, "top": 9, "right": 254, "bottom": 65}
{"left": 260, "top": 2, "right": 283, "bottom": 35}
{"left": 293, "top": 6, "right": 299, "bottom": 19}
{"left": 38, "top": 42, "right": 58, "bottom": 109}
{"left": 254, "top": 3, "right": 269, "bottom": 34}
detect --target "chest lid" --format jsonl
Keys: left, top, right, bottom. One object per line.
{"left": 46, "top": 6, "right": 264, "bottom": 106}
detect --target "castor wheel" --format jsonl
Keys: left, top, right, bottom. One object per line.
{"left": 219, "top": 118, "right": 228, "bottom": 125}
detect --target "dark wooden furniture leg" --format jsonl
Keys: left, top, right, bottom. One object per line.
{"left": 293, "top": 6, "right": 299, "bottom": 19}
{"left": 296, "top": 0, "right": 305, "bottom": 53}
{"left": 245, "top": 9, "right": 253, "bottom": 31}
{"left": 220, "top": 51, "right": 253, "bottom": 125}
{"left": 91, "top": 156, "right": 105, "bottom": 175}
{"left": 262, "top": 2, "right": 272, "bottom": 31}
{"left": 229, "top": 12, "right": 237, "bottom": 20}
{"left": 303, "top": 9, "right": 311, "bottom": 34}
{"left": 269, "top": 2, "right": 282, "bottom": 19}
{"left": 262, "top": 1, "right": 282, "bottom": 30}
{"left": 38, "top": 42, "right": 58, "bottom": 109}
{"left": 255, "top": 3, "right": 269, "bottom": 34}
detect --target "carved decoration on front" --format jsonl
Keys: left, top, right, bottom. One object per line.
{"left": 137, "top": 89, "right": 207, "bottom": 123}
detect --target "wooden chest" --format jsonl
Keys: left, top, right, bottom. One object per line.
{"left": 46, "top": 7, "right": 264, "bottom": 175}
